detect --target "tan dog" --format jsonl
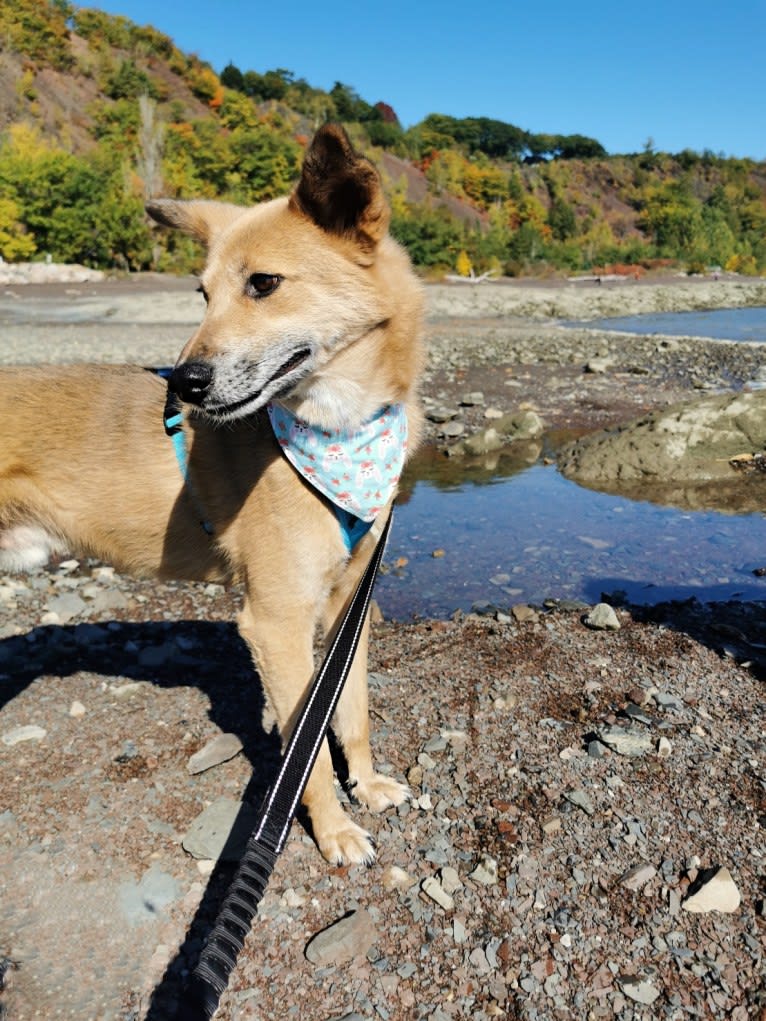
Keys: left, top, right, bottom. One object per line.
{"left": 0, "top": 125, "right": 425, "bottom": 865}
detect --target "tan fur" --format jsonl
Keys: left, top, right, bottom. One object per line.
{"left": 0, "top": 125, "right": 425, "bottom": 865}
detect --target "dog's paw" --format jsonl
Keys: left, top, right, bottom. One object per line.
{"left": 349, "top": 773, "right": 411, "bottom": 813}
{"left": 316, "top": 818, "right": 377, "bottom": 867}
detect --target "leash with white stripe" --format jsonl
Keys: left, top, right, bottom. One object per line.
{"left": 177, "top": 510, "right": 393, "bottom": 1020}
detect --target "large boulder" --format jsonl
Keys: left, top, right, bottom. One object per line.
{"left": 558, "top": 390, "right": 766, "bottom": 513}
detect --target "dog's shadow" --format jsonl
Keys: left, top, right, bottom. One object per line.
{"left": 0, "top": 618, "right": 298, "bottom": 1019}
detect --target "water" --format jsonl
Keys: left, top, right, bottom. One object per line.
{"left": 581, "top": 305, "right": 766, "bottom": 343}
{"left": 375, "top": 305, "right": 766, "bottom": 620}
{"left": 377, "top": 457, "right": 766, "bottom": 619}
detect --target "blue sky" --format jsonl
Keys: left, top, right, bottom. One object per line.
{"left": 87, "top": 0, "right": 765, "bottom": 158}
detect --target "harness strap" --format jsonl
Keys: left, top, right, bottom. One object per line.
{"left": 178, "top": 511, "right": 393, "bottom": 1020}
{"left": 163, "top": 390, "right": 214, "bottom": 536}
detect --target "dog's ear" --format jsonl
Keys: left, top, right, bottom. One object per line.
{"left": 146, "top": 199, "right": 246, "bottom": 246}
{"left": 289, "top": 124, "right": 389, "bottom": 259}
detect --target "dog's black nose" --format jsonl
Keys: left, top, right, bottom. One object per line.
{"left": 169, "top": 361, "right": 213, "bottom": 405}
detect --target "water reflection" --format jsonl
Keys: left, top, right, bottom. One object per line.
{"left": 377, "top": 443, "right": 766, "bottom": 620}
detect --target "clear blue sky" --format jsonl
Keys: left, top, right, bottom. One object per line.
{"left": 87, "top": 0, "right": 765, "bottom": 158}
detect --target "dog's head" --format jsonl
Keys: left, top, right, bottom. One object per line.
{"left": 147, "top": 124, "right": 419, "bottom": 430}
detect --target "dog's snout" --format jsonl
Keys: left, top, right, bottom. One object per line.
{"left": 169, "top": 361, "right": 213, "bottom": 405}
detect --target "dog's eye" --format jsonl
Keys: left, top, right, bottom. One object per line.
{"left": 246, "top": 273, "right": 281, "bottom": 299}
{"left": 196, "top": 284, "right": 209, "bottom": 303}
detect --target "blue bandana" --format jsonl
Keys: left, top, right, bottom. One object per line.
{"left": 267, "top": 401, "right": 408, "bottom": 548}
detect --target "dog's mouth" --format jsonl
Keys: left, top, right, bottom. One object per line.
{"left": 206, "top": 346, "right": 313, "bottom": 420}
{"left": 268, "top": 347, "right": 312, "bottom": 390}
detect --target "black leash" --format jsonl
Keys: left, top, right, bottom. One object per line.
{"left": 177, "top": 511, "right": 393, "bottom": 1020}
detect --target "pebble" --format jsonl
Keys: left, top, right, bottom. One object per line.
{"left": 584, "top": 603, "right": 621, "bottom": 631}
{"left": 2, "top": 724, "right": 47, "bottom": 746}
{"left": 421, "top": 876, "right": 454, "bottom": 911}
{"left": 618, "top": 863, "right": 657, "bottom": 890}
{"left": 69, "top": 701, "right": 86, "bottom": 718}
{"left": 304, "top": 908, "right": 377, "bottom": 966}
{"left": 186, "top": 733, "right": 243, "bottom": 775}
{"left": 469, "top": 855, "right": 499, "bottom": 886}
{"left": 682, "top": 866, "right": 741, "bottom": 914}
{"left": 657, "top": 735, "right": 673, "bottom": 758}
{"left": 381, "top": 866, "right": 417, "bottom": 891}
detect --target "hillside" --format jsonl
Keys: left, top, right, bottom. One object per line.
{"left": 0, "top": 0, "right": 764, "bottom": 277}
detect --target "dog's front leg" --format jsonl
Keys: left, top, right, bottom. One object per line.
{"left": 237, "top": 597, "right": 377, "bottom": 866}
{"left": 321, "top": 583, "right": 410, "bottom": 814}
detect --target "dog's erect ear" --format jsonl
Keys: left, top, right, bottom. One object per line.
{"left": 289, "top": 124, "right": 389, "bottom": 257}
{"left": 146, "top": 199, "right": 246, "bottom": 246}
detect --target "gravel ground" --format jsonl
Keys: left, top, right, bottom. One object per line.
{"left": 1, "top": 273, "right": 765, "bottom": 1020}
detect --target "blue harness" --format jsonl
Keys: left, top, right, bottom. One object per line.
{"left": 162, "top": 390, "right": 379, "bottom": 551}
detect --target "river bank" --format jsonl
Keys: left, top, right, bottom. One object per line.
{"left": 1, "top": 272, "right": 765, "bottom": 1020}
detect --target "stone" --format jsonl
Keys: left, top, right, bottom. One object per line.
{"left": 187, "top": 733, "right": 244, "bottom": 775}
{"left": 584, "top": 603, "right": 621, "bottom": 631}
{"left": 470, "top": 854, "right": 499, "bottom": 886}
{"left": 618, "top": 863, "right": 657, "bottom": 891}
{"left": 421, "top": 876, "right": 454, "bottom": 911}
{"left": 45, "top": 592, "right": 86, "bottom": 624}
{"left": 565, "top": 789, "right": 595, "bottom": 816}
{"left": 118, "top": 864, "right": 180, "bottom": 925}
{"left": 511, "top": 603, "right": 537, "bottom": 623}
{"left": 598, "top": 726, "right": 654, "bottom": 757}
{"left": 682, "top": 866, "right": 741, "bottom": 914}
{"left": 618, "top": 974, "right": 661, "bottom": 1005}
{"left": 2, "top": 724, "right": 47, "bottom": 746}
{"left": 381, "top": 866, "right": 417, "bottom": 891}
{"left": 69, "top": 701, "right": 86, "bottom": 718}
{"left": 461, "top": 391, "right": 485, "bottom": 406}
{"left": 656, "top": 736, "right": 673, "bottom": 758}
{"left": 304, "top": 908, "right": 377, "bottom": 966}
{"left": 181, "top": 798, "right": 258, "bottom": 861}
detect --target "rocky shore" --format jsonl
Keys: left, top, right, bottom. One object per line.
{"left": 1, "top": 271, "right": 765, "bottom": 1020}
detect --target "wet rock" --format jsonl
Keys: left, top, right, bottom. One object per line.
{"left": 186, "top": 733, "right": 243, "bottom": 775}
{"left": 682, "top": 866, "right": 741, "bottom": 914}
{"left": 304, "top": 908, "right": 377, "bottom": 966}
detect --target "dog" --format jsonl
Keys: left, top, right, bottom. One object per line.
{"left": 0, "top": 124, "right": 425, "bottom": 865}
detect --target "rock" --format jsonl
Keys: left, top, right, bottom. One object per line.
{"left": 304, "top": 908, "right": 377, "bottom": 966}
{"left": 69, "top": 701, "right": 86, "bottom": 718}
{"left": 118, "top": 863, "right": 180, "bottom": 925}
{"left": 2, "top": 724, "right": 47, "bottom": 746}
{"left": 656, "top": 736, "right": 673, "bottom": 758}
{"left": 584, "top": 603, "right": 621, "bottom": 631}
{"left": 381, "top": 865, "right": 417, "bottom": 891}
{"left": 438, "top": 420, "right": 465, "bottom": 441}
{"left": 427, "top": 407, "right": 458, "bottom": 423}
{"left": 460, "top": 391, "right": 485, "bottom": 406}
{"left": 511, "top": 604, "right": 538, "bottom": 623}
{"left": 565, "top": 789, "right": 595, "bottom": 815}
{"left": 598, "top": 726, "right": 654, "bottom": 757}
{"left": 421, "top": 876, "right": 455, "bottom": 910}
{"left": 186, "top": 733, "right": 243, "bottom": 775}
{"left": 585, "top": 356, "right": 615, "bottom": 374}
{"left": 45, "top": 592, "right": 87, "bottom": 624}
{"left": 618, "top": 863, "right": 657, "bottom": 890}
{"left": 541, "top": 815, "right": 562, "bottom": 835}
{"left": 618, "top": 973, "right": 661, "bottom": 1005}
{"left": 181, "top": 798, "right": 257, "bottom": 861}
{"left": 470, "top": 854, "right": 499, "bottom": 886}
{"left": 682, "top": 866, "right": 741, "bottom": 914}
